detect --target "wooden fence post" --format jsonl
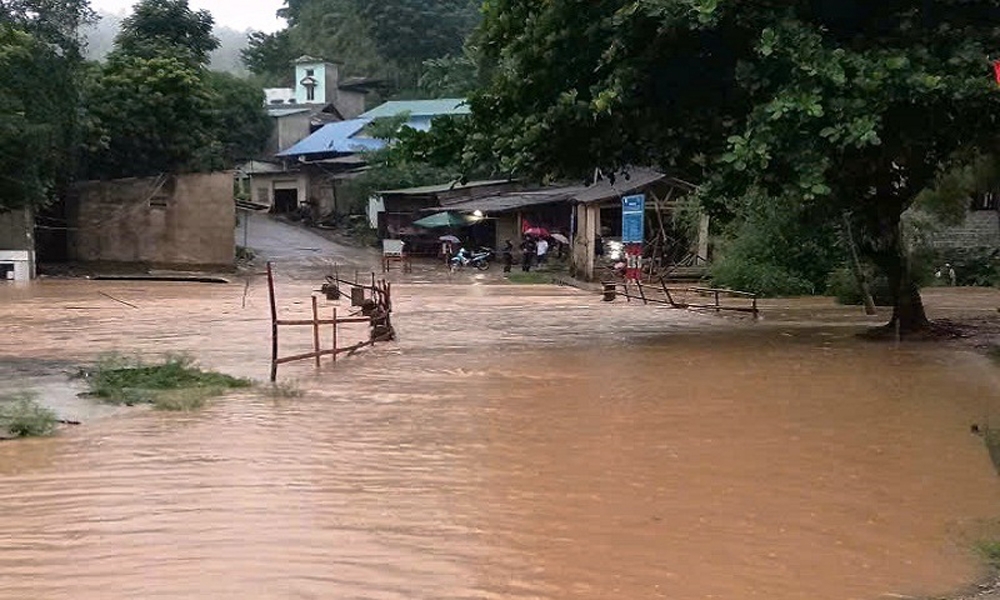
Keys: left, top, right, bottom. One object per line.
{"left": 267, "top": 262, "right": 279, "bottom": 382}
{"left": 311, "top": 295, "right": 321, "bottom": 367}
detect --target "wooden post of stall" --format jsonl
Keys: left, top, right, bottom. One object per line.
{"left": 267, "top": 262, "right": 278, "bottom": 382}
{"left": 311, "top": 295, "right": 321, "bottom": 367}
{"left": 659, "top": 276, "right": 676, "bottom": 307}
{"left": 332, "top": 307, "right": 338, "bottom": 363}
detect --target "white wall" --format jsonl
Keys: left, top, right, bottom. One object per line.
{"left": 0, "top": 250, "right": 34, "bottom": 282}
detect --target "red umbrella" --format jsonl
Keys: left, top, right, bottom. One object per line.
{"left": 523, "top": 226, "right": 549, "bottom": 237}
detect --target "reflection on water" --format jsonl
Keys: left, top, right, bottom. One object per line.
{"left": 1, "top": 279, "right": 1000, "bottom": 600}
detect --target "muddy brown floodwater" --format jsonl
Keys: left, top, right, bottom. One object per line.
{"left": 2, "top": 277, "right": 1000, "bottom": 600}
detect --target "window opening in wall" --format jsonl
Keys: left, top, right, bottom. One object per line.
{"left": 972, "top": 192, "right": 999, "bottom": 211}
{"left": 0, "top": 263, "right": 13, "bottom": 281}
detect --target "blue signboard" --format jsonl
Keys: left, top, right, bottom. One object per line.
{"left": 621, "top": 194, "right": 645, "bottom": 243}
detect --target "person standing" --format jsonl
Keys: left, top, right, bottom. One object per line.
{"left": 535, "top": 237, "right": 549, "bottom": 266}
{"left": 440, "top": 240, "right": 454, "bottom": 265}
{"left": 502, "top": 239, "right": 514, "bottom": 273}
{"left": 520, "top": 236, "right": 536, "bottom": 272}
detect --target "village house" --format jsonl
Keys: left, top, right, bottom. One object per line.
{"left": 240, "top": 98, "right": 471, "bottom": 219}
{"left": 372, "top": 168, "right": 711, "bottom": 281}
{"left": 262, "top": 56, "right": 378, "bottom": 156}
{"left": 65, "top": 173, "right": 237, "bottom": 272}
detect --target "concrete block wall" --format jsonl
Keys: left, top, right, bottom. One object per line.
{"left": 929, "top": 211, "right": 1000, "bottom": 249}
{"left": 69, "top": 172, "right": 235, "bottom": 270}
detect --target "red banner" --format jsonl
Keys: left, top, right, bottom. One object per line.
{"left": 993, "top": 60, "right": 1000, "bottom": 85}
{"left": 625, "top": 243, "right": 643, "bottom": 282}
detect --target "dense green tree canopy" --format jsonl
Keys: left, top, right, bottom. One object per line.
{"left": 115, "top": 0, "right": 217, "bottom": 65}
{"left": 461, "top": 0, "right": 1000, "bottom": 331}
{"left": 0, "top": 0, "right": 92, "bottom": 211}
{"left": 83, "top": 0, "right": 270, "bottom": 179}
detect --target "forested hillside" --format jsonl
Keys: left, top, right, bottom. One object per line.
{"left": 243, "top": 0, "right": 481, "bottom": 96}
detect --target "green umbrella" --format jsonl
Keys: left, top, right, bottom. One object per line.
{"left": 412, "top": 212, "right": 473, "bottom": 228}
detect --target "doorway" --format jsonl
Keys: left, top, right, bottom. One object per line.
{"left": 273, "top": 189, "right": 299, "bottom": 213}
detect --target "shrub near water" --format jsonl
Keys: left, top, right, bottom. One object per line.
{"left": 0, "top": 392, "right": 57, "bottom": 438}
{"left": 87, "top": 355, "right": 251, "bottom": 411}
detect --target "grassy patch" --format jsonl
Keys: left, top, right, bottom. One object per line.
{"left": 505, "top": 272, "right": 555, "bottom": 285}
{"left": 85, "top": 355, "right": 251, "bottom": 411}
{"left": 984, "top": 428, "right": 1000, "bottom": 475}
{"left": 978, "top": 540, "right": 1000, "bottom": 567}
{"left": 0, "top": 392, "right": 57, "bottom": 438}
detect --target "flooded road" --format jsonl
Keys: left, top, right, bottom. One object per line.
{"left": 2, "top": 277, "right": 1000, "bottom": 600}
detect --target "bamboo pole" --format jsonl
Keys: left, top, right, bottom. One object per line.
{"left": 842, "top": 212, "right": 877, "bottom": 316}
{"left": 311, "top": 295, "right": 321, "bottom": 367}
{"left": 332, "top": 307, "right": 338, "bottom": 363}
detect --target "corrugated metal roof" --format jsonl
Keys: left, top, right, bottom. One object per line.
{"left": 360, "top": 99, "right": 470, "bottom": 119}
{"left": 379, "top": 179, "right": 512, "bottom": 196}
{"left": 267, "top": 107, "right": 313, "bottom": 118}
{"left": 441, "top": 187, "right": 588, "bottom": 212}
{"left": 277, "top": 119, "right": 386, "bottom": 157}
{"left": 428, "top": 169, "right": 690, "bottom": 213}
{"left": 574, "top": 168, "right": 668, "bottom": 203}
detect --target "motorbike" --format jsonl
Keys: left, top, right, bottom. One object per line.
{"left": 450, "top": 247, "right": 495, "bottom": 272}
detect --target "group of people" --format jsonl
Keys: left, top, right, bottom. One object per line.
{"left": 501, "top": 235, "right": 552, "bottom": 272}
{"left": 441, "top": 234, "right": 562, "bottom": 273}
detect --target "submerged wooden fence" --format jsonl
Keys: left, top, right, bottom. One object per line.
{"left": 266, "top": 262, "right": 394, "bottom": 381}
{"left": 601, "top": 276, "right": 759, "bottom": 318}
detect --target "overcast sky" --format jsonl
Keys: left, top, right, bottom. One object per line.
{"left": 89, "top": 0, "right": 287, "bottom": 32}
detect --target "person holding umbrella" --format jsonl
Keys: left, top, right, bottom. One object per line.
{"left": 520, "top": 236, "right": 536, "bottom": 272}
{"left": 439, "top": 234, "right": 460, "bottom": 266}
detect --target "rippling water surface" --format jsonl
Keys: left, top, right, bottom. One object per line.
{"left": 2, "top": 278, "right": 1000, "bottom": 600}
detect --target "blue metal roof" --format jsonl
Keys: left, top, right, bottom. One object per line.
{"left": 359, "top": 98, "right": 469, "bottom": 119}
{"left": 278, "top": 104, "right": 468, "bottom": 158}
{"left": 277, "top": 119, "right": 386, "bottom": 157}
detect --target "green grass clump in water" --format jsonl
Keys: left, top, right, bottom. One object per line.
{"left": 87, "top": 355, "right": 251, "bottom": 411}
{"left": 978, "top": 540, "right": 1000, "bottom": 567}
{"left": 263, "top": 380, "right": 303, "bottom": 399}
{"left": 983, "top": 428, "right": 1000, "bottom": 475}
{"left": 0, "top": 392, "right": 57, "bottom": 438}
{"left": 505, "top": 272, "right": 554, "bottom": 285}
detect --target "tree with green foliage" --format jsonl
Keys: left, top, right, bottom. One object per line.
{"left": 242, "top": 29, "right": 297, "bottom": 86}
{"left": 462, "top": 0, "right": 1000, "bottom": 334}
{"left": 115, "top": 0, "right": 217, "bottom": 65}
{"left": 419, "top": 51, "right": 479, "bottom": 97}
{"left": 342, "top": 115, "right": 468, "bottom": 211}
{"left": 83, "top": 0, "right": 270, "bottom": 179}
{"left": 205, "top": 72, "right": 273, "bottom": 165}
{"left": 84, "top": 53, "right": 218, "bottom": 178}
{"left": 0, "top": 0, "right": 93, "bottom": 211}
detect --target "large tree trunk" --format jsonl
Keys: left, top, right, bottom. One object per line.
{"left": 870, "top": 208, "right": 930, "bottom": 335}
